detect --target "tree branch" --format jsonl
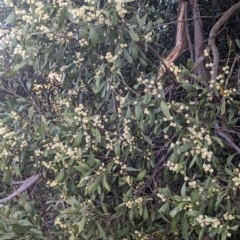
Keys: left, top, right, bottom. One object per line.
{"left": 157, "top": 0, "right": 187, "bottom": 80}
{"left": 186, "top": 2, "right": 240, "bottom": 80}
{"left": 0, "top": 174, "right": 42, "bottom": 204}
{"left": 215, "top": 122, "right": 240, "bottom": 154}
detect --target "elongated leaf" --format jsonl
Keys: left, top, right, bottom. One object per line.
{"left": 77, "top": 217, "right": 86, "bottom": 233}
{"left": 161, "top": 101, "right": 171, "bottom": 118}
{"left": 124, "top": 49, "right": 133, "bottom": 63}
{"left": 6, "top": 10, "right": 15, "bottom": 24}
{"left": 182, "top": 213, "right": 188, "bottom": 240}
{"left": 13, "top": 61, "right": 27, "bottom": 71}
{"left": 129, "top": 30, "right": 139, "bottom": 41}
{"left": 114, "top": 141, "right": 120, "bottom": 156}
{"left": 90, "top": 24, "right": 99, "bottom": 46}
{"left": 102, "top": 176, "right": 111, "bottom": 191}
{"left": 136, "top": 169, "right": 146, "bottom": 181}
{"left": 58, "top": 9, "right": 66, "bottom": 28}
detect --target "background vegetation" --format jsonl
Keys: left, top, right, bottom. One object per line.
{"left": 0, "top": 0, "right": 240, "bottom": 239}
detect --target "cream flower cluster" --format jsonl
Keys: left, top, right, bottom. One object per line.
{"left": 53, "top": 0, "right": 70, "bottom": 7}
{"left": 115, "top": 0, "right": 128, "bottom": 18}
{"left": 125, "top": 175, "right": 133, "bottom": 186}
{"left": 137, "top": 76, "right": 162, "bottom": 98}
{"left": 203, "top": 163, "right": 214, "bottom": 173}
{"left": 169, "top": 63, "right": 182, "bottom": 82}
{"left": 232, "top": 166, "right": 240, "bottom": 187}
{"left": 195, "top": 214, "right": 232, "bottom": 237}
{"left": 166, "top": 161, "right": 180, "bottom": 172}
{"left": 114, "top": 156, "right": 127, "bottom": 174}
{"left": 195, "top": 215, "right": 220, "bottom": 228}
{"left": 68, "top": 4, "right": 104, "bottom": 24}
{"left": 144, "top": 31, "right": 153, "bottom": 42}
{"left": 126, "top": 197, "right": 143, "bottom": 209}
{"left": 105, "top": 51, "right": 120, "bottom": 63}
{"left": 157, "top": 193, "right": 167, "bottom": 202}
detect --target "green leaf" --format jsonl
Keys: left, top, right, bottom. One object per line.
{"left": 187, "top": 58, "right": 194, "bottom": 70}
{"left": 22, "top": 22, "right": 29, "bottom": 36}
{"left": 77, "top": 216, "right": 86, "bottom": 233}
{"left": 129, "top": 30, "right": 139, "bottom": 41}
{"left": 181, "top": 182, "right": 186, "bottom": 197}
{"left": 169, "top": 207, "right": 179, "bottom": 218}
{"left": 74, "top": 131, "right": 83, "bottom": 147}
{"left": 136, "top": 169, "right": 146, "bottom": 181}
{"left": 112, "top": 11, "right": 118, "bottom": 24}
{"left": 95, "top": 128, "right": 101, "bottom": 145}
{"left": 3, "top": 170, "right": 11, "bottom": 184}
{"left": 18, "top": 220, "right": 33, "bottom": 227}
{"left": 123, "top": 49, "right": 133, "bottom": 63}
{"left": 28, "top": 106, "right": 34, "bottom": 121}
{"left": 6, "top": 10, "right": 15, "bottom": 24}
{"left": 114, "top": 141, "right": 121, "bottom": 156}
{"left": 141, "top": 133, "right": 153, "bottom": 145}
{"left": 78, "top": 163, "right": 91, "bottom": 171}
{"left": 230, "top": 225, "right": 239, "bottom": 230}
{"left": 221, "top": 97, "right": 226, "bottom": 115}
{"left": 182, "top": 213, "right": 188, "bottom": 240}
{"left": 102, "top": 176, "right": 111, "bottom": 191}
{"left": 88, "top": 151, "right": 95, "bottom": 167}
{"left": 158, "top": 202, "right": 169, "bottom": 214}
{"left": 143, "top": 205, "right": 148, "bottom": 220}
{"left": 29, "top": 228, "right": 44, "bottom": 237}
{"left": 225, "top": 167, "right": 234, "bottom": 176}
{"left": 56, "top": 168, "right": 65, "bottom": 183}
{"left": 38, "top": 124, "right": 45, "bottom": 140}
{"left": 126, "top": 167, "right": 138, "bottom": 171}
{"left": 90, "top": 24, "right": 99, "bottom": 47}
{"left": 171, "top": 212, "right": 180, "bottom": 231}
{"left": 135, "top": 102, "right": 142, "bottom": 121}
{"left": 182, "top": 82, "right": 196, "bottom": 92}
{"left": 211, "top": 136, "right": 224, "bottom": 147}
{"left": 13, "top": 61, "right": 27, "bottom": 71}
{"left": 160, "top": 101, "right": 171, "bottom": 118}
{"left": 58, "top": 9, "right": 66, "bottom": 28}
{"left": 236, "top": 39, "right": 240, "bottom": 49}
{"left": 96, "top": 222, "right": 106, "bottom": 238}
{"left": 151, "top": 206, "right": 155, "bottom": 221}
{"left": 88, "top": 178, "right": 100, "bottom": 193}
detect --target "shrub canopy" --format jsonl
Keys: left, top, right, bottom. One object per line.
{"left": 0, "top": 0, "right": 240, "bottom": 239}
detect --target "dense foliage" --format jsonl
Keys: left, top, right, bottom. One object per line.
{"left": 0, "top": 0, "right": 240, "bottom": 239}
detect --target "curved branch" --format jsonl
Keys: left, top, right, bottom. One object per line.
{"left": 157, "top": 0, "right": 187, "bottom": 80}
{"left": 207, "top": 2, "right": 240, "bottom": 80}
{"left": 0, "top": 174, "right": 42, "bottom": 204}
{"left": 186, "top": 2, "right": 240, "bottom": 79}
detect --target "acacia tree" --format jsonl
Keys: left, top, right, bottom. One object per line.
{"left": 0, "top": 0, "right": 240, "bottom": 239}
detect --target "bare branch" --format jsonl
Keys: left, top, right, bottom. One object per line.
{"left": 157, "top": 0, "right": 187, "bottom": 80}
{"left": 184, "top": 0, "right": 194, "bottom": 61}
{"left": 0, "top": 174, "right": 42, "bottom": 204}
{"left": 208, "top": 2, "right": 240, "bottom": 81}
{"left": 190, "top": 0, "right": 206, "bottom": 77}
{"left": 215, "top": 122, "right": 240, "bottom": 154}
{"left": 12, "top": 175, "right": 36, "bottom": 185}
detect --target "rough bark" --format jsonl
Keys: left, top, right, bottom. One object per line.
{"left": 190, "top": 0, "right": 206, "bottom": 77}
{"left": 208, "top": 2, "right": 240, "bottom": 81}
{"left": 184, "top": 0, "right": 194, "bottom": 61}
{"left": 157, "top": 0, "right": 187, "bottom": 80}
{"left": 192, "top": 2, "right": 240, "bottom": 80}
